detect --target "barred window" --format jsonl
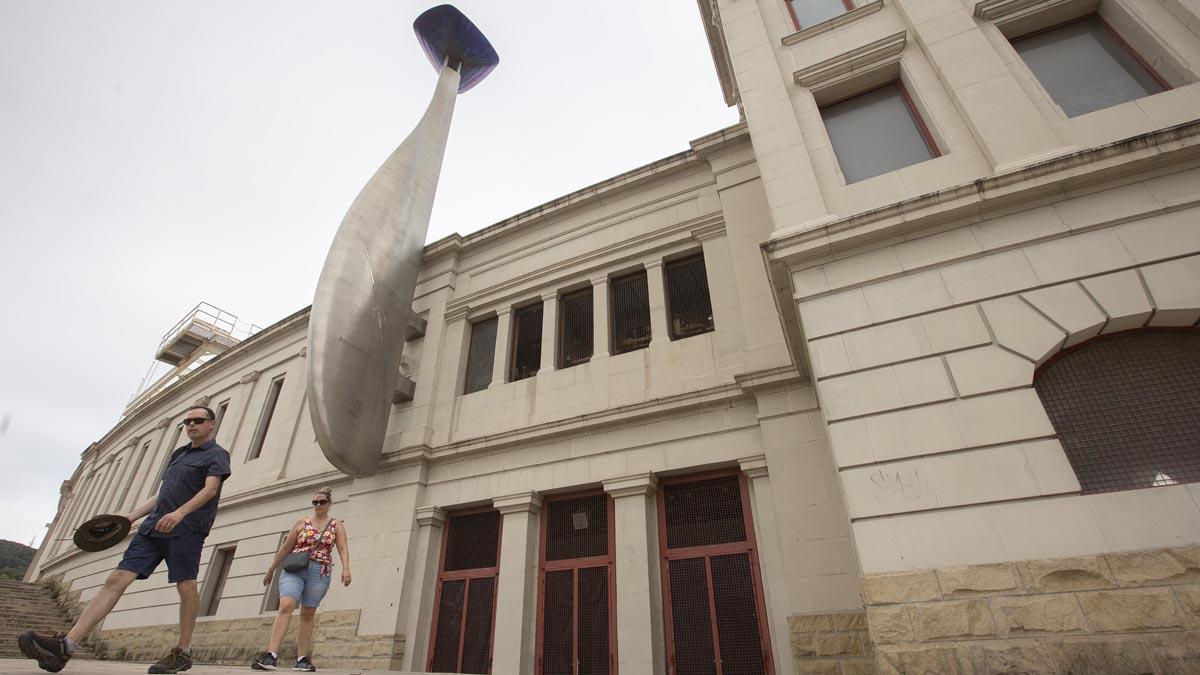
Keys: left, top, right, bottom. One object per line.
{"left": 1034, "top": 329, "right": 1200, "bottom": 494}
{"left": 665, "top": 253, "right": 715, "bottom": 340}
{"left": 430, "top": 510, "right": 502, "bottom": 674}
{"left": 558, "top": 288, "right": 593, "bottom": 369}
{"left": 538, "top": 493, "right": 614, "bottom": 675}
{"left": 611, "top": 270, "right": 651, "bottom": 355}
{"left": 463, "top": 316, "right": 498, "bottom": 395}
{"left": 510, "top": 302, "right": 543, "bottom": 382}
{"left": 659, "top": 472, "right": 772, "bottom": 675}
{"left": 248, "top": 376, "right": 285, "bottom": 460}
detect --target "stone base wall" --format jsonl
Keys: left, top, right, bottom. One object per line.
{"left": 788, "top": 610, "right": 876, "bottom": 674}
{"left": 97, "top": 610, "right": 403, "bottom": 671}
{"left": 862, "top": 546, "right": 1200, "bottom": 674}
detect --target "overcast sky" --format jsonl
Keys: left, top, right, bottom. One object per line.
{"left": 0, "top": 1, "right": 738, "bottom": 546}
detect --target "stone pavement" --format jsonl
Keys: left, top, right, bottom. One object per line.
{"left": 0, "top": 659, "right": 429, "bottom": 675}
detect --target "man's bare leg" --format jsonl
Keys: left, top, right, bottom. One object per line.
{"left": 66, "top": 570, "right": 137, "bottom": 645}
{"left": 176, "top": 580, "right": 199, "bottom": 649}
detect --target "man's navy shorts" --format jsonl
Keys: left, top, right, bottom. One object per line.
{"left": 116, "top": 532, "right": 206, "bottom": 583}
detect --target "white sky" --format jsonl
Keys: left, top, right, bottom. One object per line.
{"left": 0, "top": 1, "right": 739, "bottom": 546}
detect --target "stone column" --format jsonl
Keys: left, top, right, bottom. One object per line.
{"left": 490, "top": 307, "right": 513, "bottom": 388}
{"left": 398, "top": 506, "right": 446, "bottom": 671}
{"left": 491, "top": 492, "right": 542, "bottom": 675}
{"left": 644, "top": 260, "right": 670, "bottom": 346}
{"left": 738, "top": 455, "right": 796, "bottom": 675}
{"left": 603, "top": 473, "right": 667, "bottom": 675}
{"left": 592, "top": 275, "right": 610, "bottom": 358}
{"left": 539, "top": 291, "right": 558, "bottom": 373}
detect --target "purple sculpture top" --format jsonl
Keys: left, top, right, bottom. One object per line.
{"left": 414, "top": 4, "right": 500, "bottom": 93}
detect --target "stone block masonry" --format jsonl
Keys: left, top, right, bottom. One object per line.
{"left": 95, "top": 609, "right": 403, "bottom": 671}
{"left": 788, "top": 610, "right": 875, "bottom": 674}
{"left": 861, "top": 545, "right": 1200, "bottom": 674}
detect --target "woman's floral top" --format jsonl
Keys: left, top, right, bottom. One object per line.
{"left": 293, "top": 517, "right": 337, "bottom": 577}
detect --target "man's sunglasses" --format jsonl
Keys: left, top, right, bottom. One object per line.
{"left": 312, "top": 499, "right": 330, "bottom": 506}
{"left": 183, "top": 417, "right": 212, "bottom": 426}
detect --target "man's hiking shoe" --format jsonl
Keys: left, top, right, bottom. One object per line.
{"left": 251, "top": 651, "right": 279, "bottom": 670}
{"left": 148, "top": 646, "right": 193, "bottom": 673}
{"left": 17, "top": 631, "right": 71, "bottom": 673}
{"left": 293, "top": 655, "right": 316, "bottom": 671}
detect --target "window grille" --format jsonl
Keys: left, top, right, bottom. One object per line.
{"left": 511, "top": 302, "right": 543, "bottom": 382}
{"left": 1012, "top": 15, "right": 1167, "bottom": 118}
{"left": 665, "top": 254, "right": 715, "bottom": 340}
{"left": 659, "top": 473, "right": 772, "bottom": 675}
{"left": 558, "top": 288, "right": 594, "bottom": 368}
{"left": 537, "top": 492, "right": 615, "bottom": 675}
{"left": 444, "top": 511, "right": 502, "bottom": 571}
{"left": 430, "top": 510, "right": 502, "bottom": 673}
{"left": 611, "top": 271, "right": 651, "bottom": 354}
{"left": 248, "top": 376, "right": 285, "bottom": 460}
{"left": 464, "top": 317, "right": 498, "bottom": 394}
{"left": 820, "top": 82, "right": 938, "bottom": 183}
{"left": 1035, "top": 329, "right": 1200, "bottom": 494}
{"left": 663, "top": 475, "right": 747, "bottom": 550}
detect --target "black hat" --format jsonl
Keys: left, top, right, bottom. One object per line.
{"left": 73, "top": 514, "right": 132, "bottom": 552}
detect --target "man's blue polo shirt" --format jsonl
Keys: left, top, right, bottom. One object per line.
{"left": 139, "top": 439, "right": 232, "bottom": 538}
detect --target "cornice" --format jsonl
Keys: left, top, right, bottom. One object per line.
{"left": 414, "top": 505, "right": 447, "bottom": 527}
{"left": 765, "top": 120, "right": 1200, "bottom": 266}
{"left": 493, "top": 491, "right": 543, "bottom": 515}
{"left": 603, "top": 473, "right": 658, "bottom": 498}
{"left": 793, "top": 32, "right": 907, "bottom": 95}
{"left": 738, "top": 454, "right": 769, "bottom": 479}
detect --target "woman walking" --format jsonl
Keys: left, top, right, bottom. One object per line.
{"left": 252, "top": 487, "right": 351, "bottom": 671}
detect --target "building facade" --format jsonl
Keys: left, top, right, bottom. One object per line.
{"left": 28, "top": 0, "right": 1200, "bottom": 673}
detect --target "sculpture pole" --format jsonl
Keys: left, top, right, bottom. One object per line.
{"left": 307, "top": 5, "right": 498, "bottom": 477}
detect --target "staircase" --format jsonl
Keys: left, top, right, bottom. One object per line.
{"left": 0, "top": 580, "right": 91, "bottom": 660}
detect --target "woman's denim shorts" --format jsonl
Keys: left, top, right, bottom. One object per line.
{"left": 278, "top": 560, "right": 331, "bottom": 608}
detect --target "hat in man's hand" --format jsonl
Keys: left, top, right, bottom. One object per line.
{"left": 73, "top": 514, "right": 132, "bottom": 552}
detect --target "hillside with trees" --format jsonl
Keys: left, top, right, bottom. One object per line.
{"left": 0, "top": 539, "right": 35, "bottom": 580}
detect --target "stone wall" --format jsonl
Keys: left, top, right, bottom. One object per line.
{"left": 96, "top": 609, "right": 402, "bottom": 671}
{"left": 789, "top": 610, "right": 876, "bottom": 674}
{"left": 862, "top": 545, "right": 1200, "bottom": 673}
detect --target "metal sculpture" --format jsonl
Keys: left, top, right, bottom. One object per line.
{"left": 307, "top": 5, "right": 498, "bottom": 477}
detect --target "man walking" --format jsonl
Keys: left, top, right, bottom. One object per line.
{"left": 19, "top": 405, "right": 232, "bottom": 673}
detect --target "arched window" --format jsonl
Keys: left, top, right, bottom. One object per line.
{"left": 1034, "top": 328, "right": 1200, "bottom": 494}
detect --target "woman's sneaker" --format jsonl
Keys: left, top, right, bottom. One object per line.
{"left": 251, "top": 651, "right": 278, "bottom": 670}
{"left": 293, "top": 655, "right": 316, "bottom": 671}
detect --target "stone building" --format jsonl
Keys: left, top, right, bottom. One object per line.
{"left": 27, "top": 0, "right": 1200, "bottom": 672}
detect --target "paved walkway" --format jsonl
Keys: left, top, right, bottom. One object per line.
{"left": 0, "top": 659, "right": 425, "bottom": 674}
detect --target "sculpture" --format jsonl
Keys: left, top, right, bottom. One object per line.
{"left": 307, "top": 5, "right": 498, "bottom": 476}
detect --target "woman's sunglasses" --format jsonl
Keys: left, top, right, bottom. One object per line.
{"left": 312, "top": 499, "right": 330, "bottom": 506}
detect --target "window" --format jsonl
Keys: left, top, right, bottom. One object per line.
{"left": 1012, "top": 15, "right": 1167, "bottom": 118}
{"left": 658, "top": 472, "right": 772, "bottom": 675}
{"left": 117, "top": 442, "right": 151, "bottom": 512}
{"left": 200, "top": 545, "right": 236, "bottom": 617}
{"left": 464, "top": 316, "right": 498, "bottom": 394}
{"left": 510, "top": 301, "right": 544, "bottom": 382}
{"left": 148, "top": 424, "right": 184, "bottom": 497}
{"left": 261, "top": 532, "right": 286, "bottom": 613}
{"left": 665, "top": 253, "right": 715, "bottom": 340}
{"left": 821, "top": 82, "right": 938, "bottom": 183}
{"left": 1034, "top": 329, "right": 1200, "bottom": 494}
{"left": 558, "top": 288, "right": 594, "bottom": 369}
{"left": 788, "top": 0, "right": 853, "bottom": 28}
{"left": 429, "top": 510, "right": 502, "bottom": 674}
{"left": 213, "top": 399, "right": 231, "bottom": 439}
{"left": 537, "top": 493, "right": 615, "bottom": 675}
{"left": 248, "top": 376, "right": 285, "bottom": 460}
{"left": 610, "top": 270, "right": 652, "bottom": 355}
